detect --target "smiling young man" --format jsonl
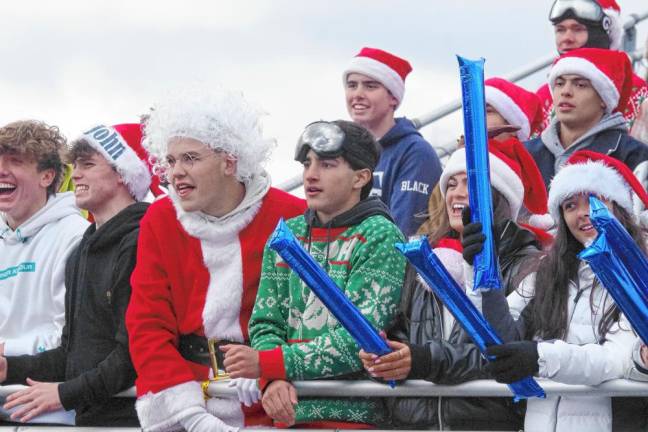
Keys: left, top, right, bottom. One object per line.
{"left": 536, "top": 0, "right": 648, "bottom": 131}
{"left": 0, "top": 120, "right": 88, "bottom": 424}
{"left": 343, "top": 47, "right": 442, "bottom": 237}
{"left": 125, "top": 88, "right": 305, "bottom": 432}
{"left": 226, "top": 120, "right": 405, "bottom": 428}
{"left": 0, "top": 123, "right": 155, "bottom": 426}
{"left": 525, "top": 48, "right": 648, "bottom": 190}
{"left": 0, "top": 121, "right": 88, "bottom": 356}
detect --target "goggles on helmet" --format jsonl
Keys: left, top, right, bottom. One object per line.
{"left": 549, "top": 0, "right": 604, "bottom": 23}
{"left": 295, "top": 121, "right": 347, "bottom": 162}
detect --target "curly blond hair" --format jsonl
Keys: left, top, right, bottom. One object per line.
{"left": 0, "top": 120, "right": 66, "bottom": 196}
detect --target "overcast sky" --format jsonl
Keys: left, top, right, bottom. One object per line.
{"left": 1, "top": 1, "right": 647, "bottom": 186}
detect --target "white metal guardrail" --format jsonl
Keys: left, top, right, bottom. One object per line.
{"left": 5, "top": 379, "right": 648, "bottom": 400}
{"left": 2, "top": 380, "right": 648, "bottom": 430}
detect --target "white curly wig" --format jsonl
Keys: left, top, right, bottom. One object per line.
{"left": 143, "top": 87, "right": 274, "bottom": 182}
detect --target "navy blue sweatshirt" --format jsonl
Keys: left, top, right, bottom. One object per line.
{"left": 372, "top": 117, "right": 441, "bottom": 237}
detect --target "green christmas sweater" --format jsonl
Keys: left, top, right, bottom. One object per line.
{"left": 249, "top": 212, "right": 406, "bottom": 426}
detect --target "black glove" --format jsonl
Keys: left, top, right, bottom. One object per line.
{"left": 461, "top": 207, "right": 485, "bottom": 265}
{"left": 485, "top": 341, "right": 539, "bottom": 383}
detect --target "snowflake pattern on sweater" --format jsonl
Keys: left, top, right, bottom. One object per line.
{"left": 249, "top": 214, "right": 406, "bottom": 425}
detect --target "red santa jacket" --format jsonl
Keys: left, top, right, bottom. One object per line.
{"left": 126, "top": 187, "right": 305, "bottom": 430}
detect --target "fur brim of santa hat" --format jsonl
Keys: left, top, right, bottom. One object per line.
{"left": 548, "top": 56, "right": 619, "bottom": 114}
{"left": 79, "top": 124, "right": 151, "bottom": 201}
{"left": 548, "top": 160, "right": 633, "bottom": 221}
{"left": 439, "top": 148, "right": 524, "bottom": 219}
{"left": 484, "top": 86, "right": 530, "bottom": 141}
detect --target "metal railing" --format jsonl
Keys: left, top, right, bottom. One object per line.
{"left": 4, "top": 378, "right": 648, "bottom": 400}
{"left": 2, "top": 379, "right": 648, "bottom": 430}
{"left": 276, "top": 10, "right": 648, "bottom": 193}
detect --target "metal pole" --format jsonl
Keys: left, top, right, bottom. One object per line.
{"left": 204, "top": 378, "right": 648, "bottom": 398}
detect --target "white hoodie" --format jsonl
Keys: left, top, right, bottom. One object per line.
{"left": 0, "top": 192, "right": 88, "bottom": 356}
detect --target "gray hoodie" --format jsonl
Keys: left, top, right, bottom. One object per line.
{"left": 540, "top": 112, "right": 627, "bottom": 174}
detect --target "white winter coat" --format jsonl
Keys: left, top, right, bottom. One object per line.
{"left": 507, "top": 262, "right": 635, "bottom": 432}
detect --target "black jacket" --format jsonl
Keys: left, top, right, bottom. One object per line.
{"left": 6, "top": 202, "right": 149, "bottom": 426}
{"left": 525, "top": 127, "right": 648, "bottom": 190}
{"left": 383, "top": 221, "right": 542, "bottom": 430}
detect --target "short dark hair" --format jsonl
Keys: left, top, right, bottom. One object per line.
{"left": 66, "top": 138, "right": 99, "bottom": 163}
{"left": 331, "top": 120, "right": 380, "bottom": 199}
{"left": 0, "top": 120, "right": 66, "bottom": 196}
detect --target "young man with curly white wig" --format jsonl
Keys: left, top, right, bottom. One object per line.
{"left": 126, "top": 88, "right": 305, "bottom": 432}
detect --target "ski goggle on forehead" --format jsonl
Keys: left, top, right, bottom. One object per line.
{"left": 549, "top": 0, "right": 604, "bottom": 22}
{"left": 294, "top": 121, "right": 346, "bottom": 162}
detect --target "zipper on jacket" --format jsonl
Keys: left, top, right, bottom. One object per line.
{"left": 568, "top": 287, "right": 585, "bottom": 327}
{"left": 432, "top": 292, "right": 445, "bottom": 430}
{"left": 553, "top": 396, "right": 561, "bottom": 431}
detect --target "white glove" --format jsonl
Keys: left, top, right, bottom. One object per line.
{"left": 179, "top": 409, "right": 238, "bottom": 432}
{"left": 228, "top": 378, "right": 262, "bottom": 407}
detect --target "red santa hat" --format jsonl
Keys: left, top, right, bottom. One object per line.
{"left": 548, "top": 47, "right": 633, "bottom": 114}
{"left": 343, "top": 47, "right": 412, "bottom": 108}
{"left": 548, "top": 150, "right": 648, "bottom": 225}
{"left": 484, "top": 78, "right": 543, "bottom": 141}
{"left": 439, "top": 138, "right": 549, "bottom": 221}
{"left": 76, "top": 123, "right": 163, "bottom": 201}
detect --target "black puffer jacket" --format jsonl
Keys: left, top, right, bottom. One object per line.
{"left": 6, "top": 202, "right": 148, "bottom": 426}
{"left": 383, "top": 221, "right": 542, "bottom": 430}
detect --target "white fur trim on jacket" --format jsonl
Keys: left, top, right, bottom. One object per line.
{"left": 439, "top": 148, "right": 524, "bottom": 219}
{"left": 170, "top": 189, "right": 262, "bottom": 343}
{"left": 136, "top": 381, "right": 207, "bottom": 432}
{"left": 548, "top": 57, "right": 619, "bottom": 114}
{"left": 136, "top": 381, "right": 245, "bottom": 431}
{"left": 485, "top": 86, "right": 530, "bottom": 141}
{"left": 343, "top": 56, "right": 405, "bottom": 107}
{"left": 548, "top": 160, "right": 633, "bottom": 221}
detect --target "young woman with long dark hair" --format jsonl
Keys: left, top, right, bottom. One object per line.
{"left": 482, "top": 150, "right": 648, "bottom": 432}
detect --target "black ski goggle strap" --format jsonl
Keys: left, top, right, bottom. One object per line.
{"left": 549, "top": 0, "right": 604, "bottom": 23}
{"left": 295, "top": 121, "right": 346, "bottom": 162}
